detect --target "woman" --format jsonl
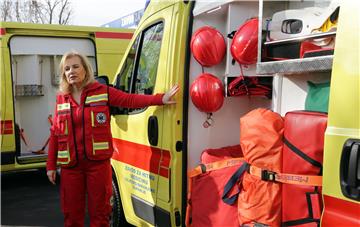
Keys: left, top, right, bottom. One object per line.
{"left": 46, "top": 51, "right": 178, "bottom": 226}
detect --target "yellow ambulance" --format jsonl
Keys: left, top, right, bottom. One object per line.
{"left": 107, "top": 0, "right": 359, "bottom": 226}
{"left": 0, "top": 22, "right": 133, "bottom": 172}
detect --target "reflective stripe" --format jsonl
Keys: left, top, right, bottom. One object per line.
{"left": 58, "top": 150, "right": 69, "bottom": 158}
{"left": 93, "top": 141, "right": 109, "bottom": 155}
{"left": 91, "top": 111, "right": 95, "bottom": 127}
{"left": 85, "top": 93, "right": 108, "bottom": 104}
{"left": 57, "top": 103, "right": 70, "bottom": 111}
{"left": 57, "top": 150, "right": 70, "bottom": 164}
{"left": 64, "top": 120, "right": 68, "bottom": 135}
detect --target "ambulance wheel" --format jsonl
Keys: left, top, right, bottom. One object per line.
{"left": 111, "top": 173, "right": 132, "bottom": 227}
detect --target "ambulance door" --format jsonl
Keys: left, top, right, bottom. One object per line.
{"left": 0, "top": 30, "right": 16, "bottom": 168}
{"left": 110, "top": 2, "right": 190, "bottom": 226}
{"left": 321, "top": 0, "right": 360, "bottom": 225}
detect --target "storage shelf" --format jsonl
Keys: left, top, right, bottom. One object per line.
{"left": 15, "top": 84, "right": 44, "bottom": 96}
{"left": 256, "top": 55, "right": 333, "bottom": 75}
{"left": 264, "top": 31, "right": 336, "bottom": 46}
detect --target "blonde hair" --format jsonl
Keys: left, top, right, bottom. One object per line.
{"left": 59, "top": 51, "right": 95, "bottom": 94}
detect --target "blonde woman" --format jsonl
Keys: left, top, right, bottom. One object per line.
{"left": 46, "top": 51, "right": 178, "bottom": 226}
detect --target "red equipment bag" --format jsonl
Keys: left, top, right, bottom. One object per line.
{"left": 186, "top": 145, "right": 244, "bottom": 227}
{"left": 237, "top": 108, "right": 284, "bottom": 226}
{"left": 222, "top": 108, "right": 284, "bottom": 227}
{"left": 282, "top": 111, "right": 327, "bottom": 226}
{"left": 201, "top": 144, "right": 243, "bottom": 164}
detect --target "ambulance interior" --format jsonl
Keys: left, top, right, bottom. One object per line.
{"left": 186, "top": 0, "right": 339, "bottom": 225}
{"left": 10, "top": 37, "right": 97, "bottom": 163}
{"left": 187, "top": 0, "right": 335, "bottom": 168}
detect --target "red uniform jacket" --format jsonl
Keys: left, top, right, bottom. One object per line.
{"left": 47, "top": 82, "right": 164, "bottom": 170}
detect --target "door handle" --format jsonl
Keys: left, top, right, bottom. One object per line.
{"left": 148, "top": 116, "right": 158, "bottom": 146}
{"left": 340, "top": 139, "right": 360, "bottom": 201}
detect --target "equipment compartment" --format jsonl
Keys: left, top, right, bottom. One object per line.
{"left": 257, "top": 0, "right": 339, "bottom": 75}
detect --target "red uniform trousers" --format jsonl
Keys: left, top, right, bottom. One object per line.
{"left": 60, "top": 158, "right": 112, "bottom": 227}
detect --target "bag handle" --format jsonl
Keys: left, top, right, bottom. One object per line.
{"left": 222, "top": 162, "right": 249, "bottom": 205}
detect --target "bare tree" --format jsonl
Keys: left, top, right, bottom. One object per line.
{"left": 0, "top": 0, "right": 72, "bottom": 24}
{"left": 13, "top": 0, "right": 42, "bottom": 23}
{"left": 43, "top": 0, "right": 59, "bottom": 24}
{"left": 58, "top": 0, "right": 71, "bottom": 24}
{"left": 0, "top": 0, "right": 13, "bottom": 21}
{"left": 31, "top": 0, "right": 46, "bottom": 23}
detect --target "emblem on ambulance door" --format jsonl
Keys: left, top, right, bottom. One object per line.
{"left": 96, "top": 112, "right": 106, "bottom": 124}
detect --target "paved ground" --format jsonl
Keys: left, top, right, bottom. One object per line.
{"left": 1, "top": 169, "right": 89, "bottom": 227}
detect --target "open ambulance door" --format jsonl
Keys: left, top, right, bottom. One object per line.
{"left": 0, "top": 34, "right": 16, "bottom": 167}
{"left": 1, "top": 22, "right": 133, "bottom": 173}
{"left": 110, "top": 2, "right": 191, "bottom": 226}
{"left": 321, "top": 0, "right": 360, "bottom": 225}
{"left": 1, "top": 34, "right": 97, "bottom": 171}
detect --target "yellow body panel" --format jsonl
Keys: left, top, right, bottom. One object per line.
{"left": 322, "top": 0, "right": 360, "bottom": 201}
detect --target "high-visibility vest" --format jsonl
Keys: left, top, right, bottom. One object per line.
{"left": 54, "top": 83, "right": 112, "bottom": 167}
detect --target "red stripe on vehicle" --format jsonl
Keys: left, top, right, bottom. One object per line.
{"left": 322, "top": 195, "right": 360, "bottom": 226}
{"left": 160, "top": 151, "right": 170, "bottom": 167}
{"left": 159, "top": 167, "right": 169, "bottom": 178}
{"left": 2, "top": 129, "right": 13, "bottom": 134}
{"left": 0, "top": 120, "right": 13, "bottom": 135}
{"left": 95, "top": 32, "right": 133, "bottom": 39}
{"left": 0, "top": 28, "right": 5, "bottom": 36}
{"left": 112, "top": 138, "right": 170, "bottom": 178}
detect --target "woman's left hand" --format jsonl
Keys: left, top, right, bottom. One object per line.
{"left": 162, "top": 85, "right": 179, "bottom": 104}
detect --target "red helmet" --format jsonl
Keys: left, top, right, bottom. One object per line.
{"left": 190, "top": 73, "right": 224, "bottom": 113}
{"left": 230, "top": 18, "right": 259, "bottom": 65}
{"left": 190, "top": 26, "right": 226, "bottom": 67}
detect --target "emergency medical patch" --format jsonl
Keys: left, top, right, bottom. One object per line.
{"left": 96, "top": 112, "right": 106, "bottom": 124}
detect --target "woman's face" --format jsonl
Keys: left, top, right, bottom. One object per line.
{"left": 64, "top": 56, "right": 86, "bottom": 88}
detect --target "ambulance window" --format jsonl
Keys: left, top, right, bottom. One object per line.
{"left": 115, "top": 36, "right": 140, "bottom": 93}
{"left": 133, "top": 22, "right": 164, "bottom": 96}
{"left": 114, "top": 22, "right": 164, "bottom": 115}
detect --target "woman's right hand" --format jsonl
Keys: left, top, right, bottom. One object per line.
{"left": 162, "top": 85, "right": 179, "bottom": 104}
{"left": 47, "top": 170, "right": 56, "bottom": 185}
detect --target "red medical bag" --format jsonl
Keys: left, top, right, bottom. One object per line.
{"left": 282, "top": 111, "right": 328, "bottom": 226}
{"left": 186, "top": 145, "right": 243, "bottom": 227}
{"left": 201, "top": 144, "right": 243, "bottom": 164}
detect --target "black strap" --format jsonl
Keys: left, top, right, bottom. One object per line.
{"left": 306, "top": 192, "right": 314, "bottom": 219}
{"left": 282, "top": 191, "right": 321, "bottom": 227}
{"left": 283, "top": 137, "right": 322, "bottom": 170}
{"left": 282, "top": 218, "right": 320, "bottom": 226}
{"left": 222, "top": 162, "right": 249, "bottom": 205}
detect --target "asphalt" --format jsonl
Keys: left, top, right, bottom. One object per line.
{"left": 1, "top": 168, "right": 89, "bottom": 227}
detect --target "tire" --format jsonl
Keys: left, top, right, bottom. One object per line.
{"left": 110, "top": 172, "right": 133, "bottom": 227}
